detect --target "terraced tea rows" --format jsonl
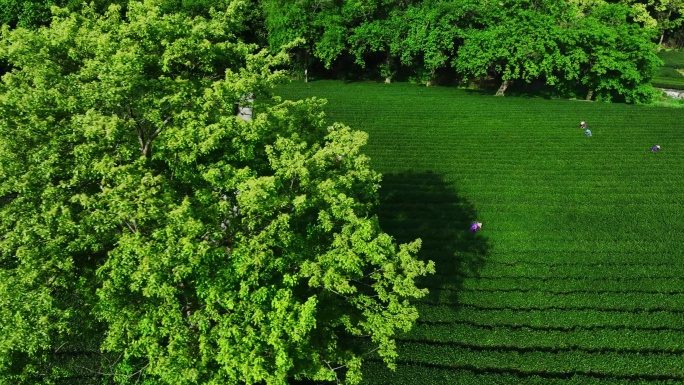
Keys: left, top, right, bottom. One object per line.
{"left": 653, "top": 50, "right": 684, "bottom": 90}
{"left": 276, "top": 81, "right": 684, "bottom": 384}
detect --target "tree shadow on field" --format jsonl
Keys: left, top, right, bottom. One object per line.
{"left": 374, "top": 172, "right": 489, "bottom": 305}
{"left": 291, "top": 172, "right": 489, "bottom": 385}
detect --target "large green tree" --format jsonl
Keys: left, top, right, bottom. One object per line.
{"left": 0, "top": 1, "right": 434, "bottom": 384}
{"left": 455, "top": 0, "right": 661, "bottom": 101}
{"left": 456, "top": 0, "right": 568, "bottom": 95}
{"left": 558, "top": 3, "right": 662, "bottom": 102}
{"left": 599, "top": 0, "right": 684, "bottom": 46}
{"left": 382, "top": 1, "right": 457, "bottom": 85}
{"left": 260, "top": 0, "right": 323, "bottom": 75}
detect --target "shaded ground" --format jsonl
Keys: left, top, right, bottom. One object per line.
{"left": 293, "top": 172, "right": 489, "bottom": 385}
{"left": 373, "top": 172, "right": 488, "bottom": 303}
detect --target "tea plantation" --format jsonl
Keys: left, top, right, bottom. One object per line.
{"left": 277, "top": 81, "right": 684, "bottom": 384}
{"left": 653, "top": 49, "right": 684, "bottom": 90}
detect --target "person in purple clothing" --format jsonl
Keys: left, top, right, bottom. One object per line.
{"left": 469, "top": 222, "right": 482, "bottom": 232}
{"left": 580, "top": 121, "right": 587, "bottom": 129}
{"left": 652, "top": 145, "right": 661, "bottom": 152}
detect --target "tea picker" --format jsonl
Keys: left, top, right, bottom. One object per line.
{"left": 469, "top": 222, "right": 482, "bottom": 232}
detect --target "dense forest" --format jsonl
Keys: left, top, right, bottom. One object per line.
{"left": 0, "top": 1, "right": 680, "bottom": 385}
{"left": 2, "top": 0, "right": 682, "bottom": 101}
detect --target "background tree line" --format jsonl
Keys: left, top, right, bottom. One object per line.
{"left": 261, "top": 0, "right": 668, "bottom": 102}
{"left": 1, "top": 0, "right": 680, "bottom": 101}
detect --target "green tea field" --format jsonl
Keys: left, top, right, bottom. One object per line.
{"left": 653, "top": 49, "right": 684, "bottom": 90}
{"left": 276, "top": 81, "right": 684, "bottom": 384}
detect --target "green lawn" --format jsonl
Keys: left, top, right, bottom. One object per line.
{"left": 276, "top": 81, "right": 684, "bottom": 384}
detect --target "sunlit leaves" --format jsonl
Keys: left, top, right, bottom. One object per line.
{"left": 0, "top": 1, "right": 433, "bottom": 384}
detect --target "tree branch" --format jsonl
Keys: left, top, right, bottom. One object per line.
{"left": 327, "top": 288, "right": 349, "bottom": 299}
{"left": 74, "top": 362, "right": 149, "bottom": 379}
{"left": 124, "top": 220, "right": 138, "bottom": 234}
{"left": 321, "top": 359, "right": 343, "bottom": 385}
{"left": 141, "top": 117, "right": 170, "bottom": 156}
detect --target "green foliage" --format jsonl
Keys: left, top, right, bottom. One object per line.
{"left": 0, "top": 0, "right": 58, "bottom": 27}
{"left": 4, "top": 0, "right": 646, "bottom": 99}
{"left": 277, "top": 80, "right": 684, "bottom": 384}
{"left": 0, "top": 3, "right": 433, "bottom": 384}
{"left": 573, "top": 3, "right": 662, "bottom": 102}
{"left": 457, "top": 4, "right": 565, "bottom": 84}
{"left": 621, "top": 0, "right": 684, "bottom": 41}
{"left": 0, "top": 0, "right": 121, "bottom": 28}
{"left": 392, "top": 1, "right": 464, "bottom": 84}
{"left": 260, "top": 0, "right": 315, "bottom": 63}
{"left": 456, "top": 0, "right": 662, "bottom": 102}
{"left": 0, "top": 0, "right": 240, "bottom": 29}
{"left": 260, "top": 0, "right": 661, "bottom": 101}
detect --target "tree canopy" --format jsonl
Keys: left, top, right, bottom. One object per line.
{"left": 0, "top": 0, "right": 668, "bottom": 101}
{"left": 256, "top": 0, "right": 663, "bottom": 100}
{"left": 0, "top": 1, "right": 434, "bottom": 384}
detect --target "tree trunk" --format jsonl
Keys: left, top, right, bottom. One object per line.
{"left": 238, "top": 93, "right": 254, "bottom": 121}
{"left": 426, "top": 69, "right": 436, "bottom": 86}
{"left": 496, "top": 80, "right": 511, "bottom": 96}
{"left": 660, "top": 12, "right": 672, "bottom": 48}
{"left": 382, "top": 53, "right": 393, "bottom": 84}
{"left": 304, "top": 50, "right": 309, "bottom": 82}
{"left": 585, "top": 89, "right": 593, "bottom": 101}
